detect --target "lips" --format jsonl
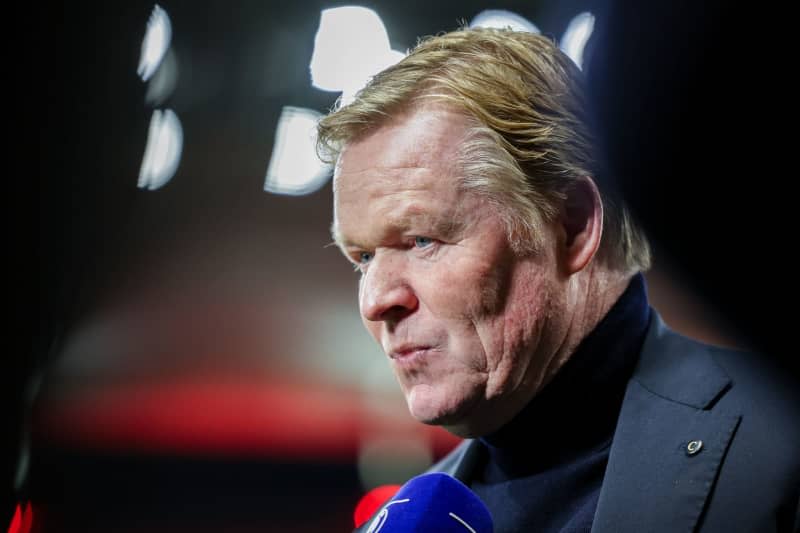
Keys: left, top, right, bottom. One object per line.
{"left": 388, "top": 344, "right": 433, "bottom": 360}
{"left": 387, "top": 344, "right": 438, "bottom": 371}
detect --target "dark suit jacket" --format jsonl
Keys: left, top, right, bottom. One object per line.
{"left": 355, "top": 314, "right": 800, "bottom": 532}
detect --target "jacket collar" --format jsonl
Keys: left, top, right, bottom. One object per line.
{"left": 629, "top": 313, "right": 731, "bottom": 409}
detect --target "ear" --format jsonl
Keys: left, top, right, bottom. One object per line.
{"left": 559, "top": 176, "right": 604, "bottom": 275}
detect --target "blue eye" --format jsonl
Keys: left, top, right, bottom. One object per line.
{"left": 359, "top": 251, "right": 374, "bottom": 264}
{"left": 414, "top": 236, "right": 434, "bottom": 248}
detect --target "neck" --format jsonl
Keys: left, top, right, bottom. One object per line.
{"left": 540, "top": 264, "right": 633, "bottom": 391}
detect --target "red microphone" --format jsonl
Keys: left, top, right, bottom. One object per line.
{"left": 353, "top": 484, "right": 401, "bottom": 528}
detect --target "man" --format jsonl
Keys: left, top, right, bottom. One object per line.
{"left": 318, "top": 28, "right": 800, "bottom": 532}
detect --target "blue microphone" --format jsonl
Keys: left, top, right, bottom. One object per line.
{"left": 363, "top": 472, "right": 493, "bottom": 533}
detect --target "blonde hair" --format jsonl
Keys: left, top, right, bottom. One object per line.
{"left": 317, "top": 27, "right": 650, "bottom": 272}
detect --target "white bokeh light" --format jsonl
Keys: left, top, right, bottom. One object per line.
{"left": 138, "top": 109, "right": 183, "bottom": 191}
{"left": 264, "top": 106, "right": 332, "bottom": 196}
{"left": 310, "top": 6, "right": 404, "bottom": 104}
{"left": 138, "top": 4, "right": 172, "bottom": 82}
{"left": 560, "top": 12, "right": 595, "bottom": 70}
{"left": 469, "top": 9, "right": 540, "bottom": 33}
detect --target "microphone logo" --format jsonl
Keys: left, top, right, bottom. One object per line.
{"left": 366, "top": 498, "right": 410, "bottom": 533}
{"left": 366, "top": 508, "right": 387, "bottom": 533}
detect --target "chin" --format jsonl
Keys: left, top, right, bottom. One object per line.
{"left": 406, "top": 384, "right": 482, "bottom": 435}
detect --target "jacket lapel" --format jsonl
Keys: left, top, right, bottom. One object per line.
{"left": 591, "top": 315, "right": 740, "bottom": 533}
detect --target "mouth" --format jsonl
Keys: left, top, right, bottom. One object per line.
{"left": 388, "top": 344, "right": 436, "bottom": 367}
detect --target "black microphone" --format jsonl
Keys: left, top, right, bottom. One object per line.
{"left": 361, "top": 472, "right": 493, "bottom": 532}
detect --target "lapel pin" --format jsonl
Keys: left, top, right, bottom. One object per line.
{"left": 686, "top": 440, "right": 703, "bottom": 456}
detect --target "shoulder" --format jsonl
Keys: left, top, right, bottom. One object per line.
{"left": 636, "top": 315, "right": 800, "bottom": 529}
{"left": 640, "top": 315, "right": 800, "bottom": 431}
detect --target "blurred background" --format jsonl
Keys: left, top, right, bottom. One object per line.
{"left": 11, "top": 0, "right": 789, "bottom": 531}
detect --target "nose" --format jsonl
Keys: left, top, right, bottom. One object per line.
{"left": 359, "top": 252, "right": 418, "bottom": 323}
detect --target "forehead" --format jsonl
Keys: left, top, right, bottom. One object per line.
{"left": 334, "top": 107, "right": 469, "bottom": 189}
{"left": 332, "top": 108, "right": 473, "bottom": 243}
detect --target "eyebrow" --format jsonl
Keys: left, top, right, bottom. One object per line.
{"left": 331, "top": 208, "right": 465, "bottom": 250}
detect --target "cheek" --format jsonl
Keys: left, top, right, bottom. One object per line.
{"left": 418, "top": 254, "right": 508, "bottom": 321}
{"left": 486, "top": 276, "right": 559, "bottom": 393}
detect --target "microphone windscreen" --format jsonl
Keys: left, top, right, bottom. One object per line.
{"left": 362, "top": 472, "right": 493, "bottom": 533}
{"left": 354, "top": 484, "right": 401, "bottom": 528}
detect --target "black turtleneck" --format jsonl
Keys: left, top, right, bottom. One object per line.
{"left": 471, "top": 274, "right": 651, "bottom": 533}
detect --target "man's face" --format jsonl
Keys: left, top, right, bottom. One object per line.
{"left": 333, "top": 108, "right": 568, "bottom": 436}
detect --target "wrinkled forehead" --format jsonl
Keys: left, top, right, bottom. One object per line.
{"left": 332, "top": 106, "right": 472, "bottom": 189}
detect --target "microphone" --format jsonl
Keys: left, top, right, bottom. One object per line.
{"left": 360, "top": 472, "right": 493, "bottom": 533}
{"left": 354, "top": 484, "right": 401, "bottom": 528}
